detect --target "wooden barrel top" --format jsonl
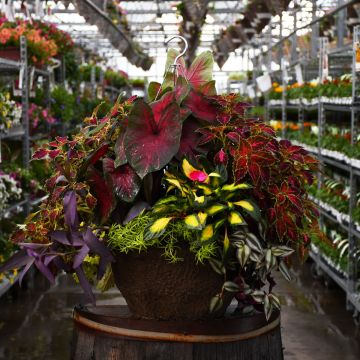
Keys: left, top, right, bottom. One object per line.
{"left": 73, "top": 305, "right": 280, "bottom": 343}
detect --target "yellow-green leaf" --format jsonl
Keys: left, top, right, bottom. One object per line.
{"left": 198, "top": 212, "right": 207, "bottom": 226}
{"left": 234, "top": 200, "right": 254, "bottom": 212}
{"left": 194, "top": 194, "right": 205, "bottom": 204}
{"left": 222, "top": 183, "right": 251, "bottom": 191}
{"left": 233, "top": 199, "right": 260, "bottom": 220}
{"left": 200, "top": 224, "right": 214, "bottom": 241}
{"left": 228, "top": 211, "right": 246, "bottom": 226}
{"left": 223, "top": 228, "right": 230, "bottom": 253}
{"left": 145, "top": 217, "right": 173, "bottom": 240}
{"left": 208, "top": 172, "right": 221, "bottom": 177}
{"left": 182, "top": 158, "right": 198, "bottom": 178}
{"left": 197, "top": 184, "right": 213, "bottom": 195}
{"left": 184, "top": 214, "right": 201, "bottom": 229}
{"left": 207, "top": 204, "right": 227, "bottom": 215}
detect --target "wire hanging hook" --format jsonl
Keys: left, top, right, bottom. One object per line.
{"left": 154, "top": 35, "right": 189, "bottom": 101}
{"left": 165, "top": 35, "right": 188, "bottom": 68}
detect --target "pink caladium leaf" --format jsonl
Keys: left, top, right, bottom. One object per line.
{"left": 124, "top": 98, "right": 181, "bottom": 179}
{"left": 103, "top": 158, "right": 141, "bottom": 203}
{"left": 162, "top": 49, "right": 214, "bottom": 92}
{"left": 87, "top": 167, "right": 115, "bottom": 224}
{"left": 114, "top": 131, "right": 127, "bottom": 167}
{"left": 183, "top": 90, "right": 218, "bottom": 123}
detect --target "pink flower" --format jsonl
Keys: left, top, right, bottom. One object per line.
{"left": 189, "top": 170, "right": 208, "bottom": 182}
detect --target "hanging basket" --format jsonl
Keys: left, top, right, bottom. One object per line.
{"left": 111, "top": 244, "right": 233, "bottom": 321}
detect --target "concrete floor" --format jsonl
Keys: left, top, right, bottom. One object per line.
{"left": 0, "top": 261, "right": 359, "bottom": 360}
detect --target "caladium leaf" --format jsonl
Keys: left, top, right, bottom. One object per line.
{"left": 165, "top": 50, "right": 214, "bottom": 90}
{"left": 103, "top": 158, "right": 141, "bottom": 203}
{"left": 199, "top": 80, "right": 217, "bottom": 96}
{"left": 176, "top": 119, "right": 203, "bottom": 160}
{"left": 124, "top": 99, "right": 182, "bottom": 179}
{"left": 114, "top": 132, "right": 127, "bottom": 167}
{"left": 183, "top": 90, "right": 218, "bottom": 123}
{"left": 87, "top": 143, "right": 110, "bottom": 165}
{"left": 148, "top": 81, "right": 162, "bottom": 102}
{"left": 87, "top": 167, "right": 114, "bottom": 224}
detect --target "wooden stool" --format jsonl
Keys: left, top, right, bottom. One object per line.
{"left": 72, "top": 305, "right": 283, "bottom": 360}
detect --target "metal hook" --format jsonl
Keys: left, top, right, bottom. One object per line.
{"left": 165, "top": 35, "right": 188, "bottom": 67}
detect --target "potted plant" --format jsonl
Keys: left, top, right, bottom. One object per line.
{"left": 0, "top": 50, "right": 318, "bottom": 325}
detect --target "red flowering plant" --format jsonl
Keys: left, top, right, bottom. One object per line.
{"left": 0, "top": 17, "right": 74, "bottom": 65}
{"left": 0, "top": 50, "right": 318, "bottom": 319}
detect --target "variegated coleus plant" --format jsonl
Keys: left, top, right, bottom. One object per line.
{"left": 0, "top": 49, "right": 318, "bottom": 318}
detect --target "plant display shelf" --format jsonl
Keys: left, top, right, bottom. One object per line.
{"left": 309, "top": 249, "right": 360, "bottom": 314}
{"left": 256, "top": 8, "right": 360, "bottom": 318}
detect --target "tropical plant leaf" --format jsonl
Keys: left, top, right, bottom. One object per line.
{"left": 207, "top": 204, "right": 227, "bottom": 216}
{"left": 148, "top": 81, "right": 162, "bottom": 102}
{"left": 236, "top": 244, "right": 251, "bottom": 267}
{"left": 208, "top": 258, "right": 225, "bottom": 275}
{"left": 221, "top": 183, "right": 251, "bottom": 191}
{"left": 271, "top": 246, "right": 294, "bottom": 257}
{"left": 233, "top": 199, "right": 260, "bottom": 220}
{"left": 103, "top": 158, "right": 141, "bottom": 203}
{"left": 223, "top": 281, "right": 240, "bottom": 292}
{"left": 124, "top": 98, "right": 181, "bottom": 178}
{"left": 228, "top": 211, "right": 246, "bottom": 226}
{"left": 183, "top": 90, "right": 218, "bottom": 123}
{"left": 200, "top": 224, "right": 214, "bottom": 241}
{"left": 144, "top": 217, "right": 173, "bottom": 240}
{"left": 209, "top": 294, "right": 223, "bottom": 313}
{"left": 184, "top": 214, "right": 202, "bottom": 230}
{"left": 279, "top": 260, "right": 292, "bottom": 281}
{"left": 87, "top": 167, "right": 114, "bottom": 223}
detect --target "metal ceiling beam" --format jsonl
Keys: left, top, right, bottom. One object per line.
{"left": 50, "top": 8, "right": 243, "bottom": 15}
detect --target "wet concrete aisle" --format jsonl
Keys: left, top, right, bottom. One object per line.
{"left": 0, "top": 261, "right": 359, "bottom": 360}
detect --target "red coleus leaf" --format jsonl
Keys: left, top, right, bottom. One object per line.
{"left": 183, "top": 90, "right": 218, "bottom": 123}
{"left": 103, "top": 158, "right": 141, "bottom": 203}
{"left": 226, "top": 132, "right": 240, "bottom": 143}
{"left": 214, "top": 149, "right": 228, "bottom": 166}
{"left": 124, "top": 98, "right": 181, "bottom": 179}
{"left": 33, "top": 148, "right": 48, "bottom": 160}
{"left": 87, "top": 167, "right": 114, "bottom": 224}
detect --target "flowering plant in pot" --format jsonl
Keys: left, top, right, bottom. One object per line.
{"left": 0, "top": 49, "right": 318, "bottom": 322}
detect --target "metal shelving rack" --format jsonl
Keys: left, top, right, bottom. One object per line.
{"left": 257, "top": 1, "right": 360, "bottom": 319}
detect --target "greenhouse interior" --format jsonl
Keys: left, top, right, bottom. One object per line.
{"left": 0, "top": 0, "right": 360, "bottom": 359}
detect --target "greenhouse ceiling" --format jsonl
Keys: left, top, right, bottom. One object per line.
{"left": 8, "top": 0, "right": 349, "bottom": 71}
